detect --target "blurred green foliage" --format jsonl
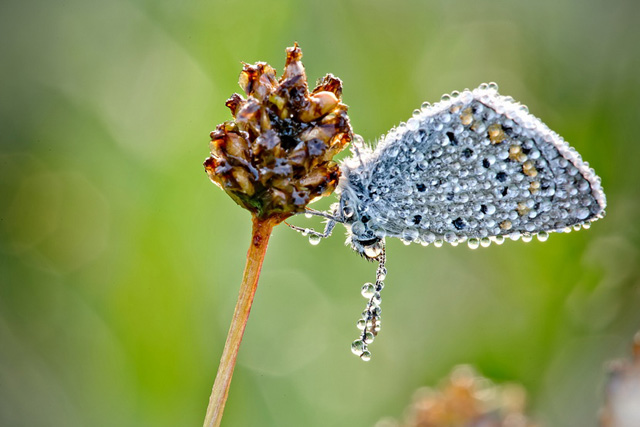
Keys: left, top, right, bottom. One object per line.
{"left": 1, "top": 0, "right": 639, "bottom": 426}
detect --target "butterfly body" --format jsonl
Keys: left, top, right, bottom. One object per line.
{"left": 288, "top": 83, "right": 606, "bottom": 360}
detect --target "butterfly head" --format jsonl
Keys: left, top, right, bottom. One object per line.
{"left": 338, "top": 187, "right": 384, "bottom": 260}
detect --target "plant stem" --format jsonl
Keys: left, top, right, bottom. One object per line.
{"left": 203, "top": 215, "right": 277, "bottom": 427}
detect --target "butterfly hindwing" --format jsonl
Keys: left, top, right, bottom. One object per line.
{"left": 345, "top": 84, "right": 606, "bottom": 245}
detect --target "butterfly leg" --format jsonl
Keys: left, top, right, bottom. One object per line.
{"left": 285, "top": 217, "right": 337, "bottom": 239}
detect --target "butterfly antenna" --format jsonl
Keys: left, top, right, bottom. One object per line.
{"left": 351, "top": 241, "right": 387, "bottom": 361}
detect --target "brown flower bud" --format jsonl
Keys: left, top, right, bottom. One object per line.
{"left": 204, "top": 44, "right": 353, "bottom": 220}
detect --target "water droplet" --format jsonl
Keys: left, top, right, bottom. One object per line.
{"left": 360, "top": 351, "right": 371, "bottom": 362}
{"left": 480, "top": 237, "right": 491, "bottom": 247}
{"left": 377, "top": 267, "right": 387, "bottom": 281}
{"left": 434, "top": 239, "right": 444, "bottom": 248}
{"left": 305, "top": 212, "right": 313, "bottom": 219}
{"left": 521, "top": 233, "right": 532, "bottom": 242}
{"left": 352, "top": 221, "right": 365, "bottom": 235}
{"left": 536, "top": 231, "right": 549, "bottom": 242}
{"left": 375, "top": 282, "right": 384, "bottom": 291}
{"left": 351, "top": 339, "right": 365, "bottom": 355}
{"left": 343, "top": 205, "right": 354, "bottom": 218}
{"left": 467, "top": 238, "right": 480, "bottom": 249}
{"left": 492, "top": 235, "right": 505, "bottom": 245}
{"left": 361, "top": 282, "right": 375, "bottom": 298}
{"left": 441, "top": 94, "right": 451, "bottom": 102}
{"left": 488, "top": 82, "right": 499, "bottom": 91}
{"left": 364, "top": 332, "right": 375, "bottom": 344}
{"left": 421, "top": 101, "right": 431, "bottom": 111}
{"left": 364, "top": 244, "right": 382, "bottom": 258}
{"left": 402, "top": 228, "right": 419, "bottom": 242}
{"left": 309, "top": 234, "right": 321, "bottom": 245}
{"left": 356, "top": 319, "right": 366, "bottom": 330}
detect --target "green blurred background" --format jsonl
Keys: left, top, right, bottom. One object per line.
{"left": 1, "top": 0, "right": 639, "bottom": 425}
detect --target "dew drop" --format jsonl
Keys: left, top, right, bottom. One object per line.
{"left": 356, "top": 319, "right": 366, "bottom": 330}
{"left": 343, "top": 205, "right": 354, "bottom": 218}
{"left": 441, "top": 94, "right": 451, "bottom": 102}
{"left": 467, "top": 238, "right": 480, "bottom": 249}
{"left": 536, "top": 231, "right": 549, "bottom": 242}
{"left": 304, "top": 212, "right": 313, "bottom": 219}
{"left": 402, "top": 228, "right": 419, "bottom": 242}
{"left": 351, "top": 340, "right": 365, "bottom": 355}
{"left": 360, "top": 351, "right": 372, "bottom": 362}
{"left": 361, "top": 282, "right": 375, "bottom": 298}
{"left": 377, "top": 267, "right": 387, "bottom": 281}
{"left": 492, "top": 235, "right": 505, "bottom": 245}
{"left": 480, "top": 237, "right": 491, "bottom": 248}
{"left": 352, "top": 221, "right": 366, "bottom": 235}
{"left": 364, "top": 244, "right": 382, "bottom": 258}
{"left": 521, "top": 233, "right": 533, "bottom": 243}
{"left": 309, "top": 234, "right": 321, "bottom": 245}
{"left": 364, "top": 332, "right": 375, "bottom": 344}
{"left": 421, "top": 101, "right": 431, "bottom": 111}
{"left": 488, "top": 82, "right": 499, "bottom": 91}
{"left": 434, "top": 239, "right": 444, "bottom": 248}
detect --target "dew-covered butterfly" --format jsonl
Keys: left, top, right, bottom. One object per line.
{"left": 287, "top": 83, "right": 606, "bottom": 361}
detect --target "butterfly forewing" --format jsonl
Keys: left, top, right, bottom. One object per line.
{"left": 358, "top": 85, "right": 606, "bottom": 244}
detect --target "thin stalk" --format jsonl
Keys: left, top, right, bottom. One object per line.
{"left": 203, "top": 215, "right": 277, "bottom": 427}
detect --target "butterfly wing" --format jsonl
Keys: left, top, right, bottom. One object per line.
{"left": 354, "top": 84, "right": 606, "bottom": 245}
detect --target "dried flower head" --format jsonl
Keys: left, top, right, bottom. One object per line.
{"left": 204, "top": 43, "right": 353, "bottom": 220}
{"left": 601, "top": 332, "right": 640, "bottom": 427}
{"left": 377, "top": 365, "right": 536, "bottom": 427}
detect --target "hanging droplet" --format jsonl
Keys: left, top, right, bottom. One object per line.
{"left": 467, "top": 238, "right": 480, "bottom": 249}
{"left": 351, "top": 339, "right": 365, "bottom": 355}
{"left": 356, "top": 319, "right": 366, "bottom": 330}
{"left": 361, "top": 282, "right": 375, "bottom": 298}
{"left": 360, "top": 350, "right": 372, "bottom": 362}
{"left": 363, "top": 332, "right": 375, "bottom": 344}
{"left": 364, "top": 243, "right": 383, "bottom": 258}
{"left": 377, "top": 267, "right": 387, "bottom": 281}
{"left": 536, "top": 231, "right": 549, "bottom": 242}
{"left": 309, "top": 234, "right": 321, "bottom": 245}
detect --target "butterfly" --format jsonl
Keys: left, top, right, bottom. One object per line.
{"left": 287, "top": 83, "right": 606, "bottom": 360}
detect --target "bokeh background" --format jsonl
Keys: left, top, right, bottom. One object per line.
{"left": 1, "top": 0, "right": 639, "bottom": 426}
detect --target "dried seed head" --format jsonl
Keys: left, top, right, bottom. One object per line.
{"left": 601, "top": 332, "right": 640, "bottom": 427}
{"left": 383, "top": 365, "right": 537, "bottom": 427}
{"left": 204, "top": 44, "right": 353, "bottom": 220}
